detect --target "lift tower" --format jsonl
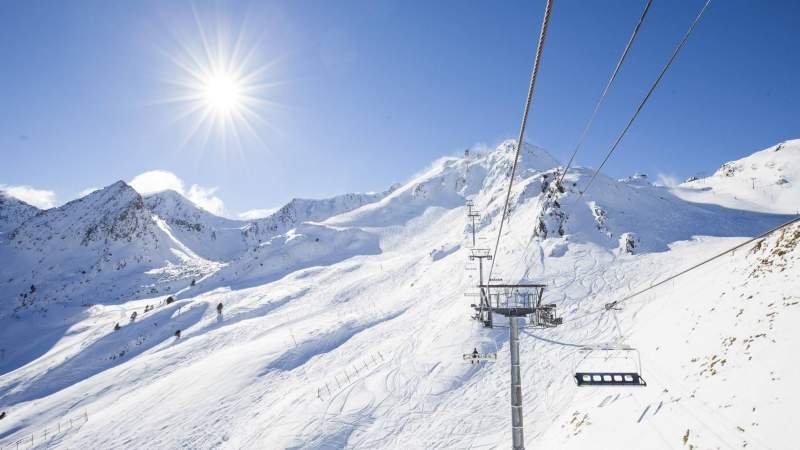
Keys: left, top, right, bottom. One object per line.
{"left": 465, "top": 200, "right": 481, "bottom": 247}
{"left": 469, "top": 248, "right": 493, "bottom": 327}
{"left": 476, "top": 283, "right": 562, "bottom": 450}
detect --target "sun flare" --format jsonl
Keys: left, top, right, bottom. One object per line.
{"left": 161, "top": 17, "right": 279, "bottom": 150}
{"left": 203, "top": 71, "right": 243, "bottom": 113}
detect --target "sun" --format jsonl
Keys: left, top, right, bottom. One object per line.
{"left": 203, "top": 71, "right": 243, "bottom": 113}
{"left": 160, "top": 16, "right": 280, "bottom": 151}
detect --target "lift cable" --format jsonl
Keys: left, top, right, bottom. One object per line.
{"left": 488, "top": 0, "right": 554, "bottom": 282}
{"left": 563, "top": 214, "right": 800, "bottom": 325}
{"left": 520, "top": 329, "right": 587, "bottom": 348}
{"left": 574, "top": 0, "right": 713, "bottom": 203}
{"left": 555, "top": 0, "right": 654, "bottom": 189}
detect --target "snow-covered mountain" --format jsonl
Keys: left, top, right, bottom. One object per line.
{"left": 143, "top": 187, "right": 395, "bottom": 262}
{"left": 0, "top": 140, "right": 797, "bottom": 449}
{"left": 674, "top": 139, "right": 800, "bottom": 214}
{"left": 0, "top": 180, "right": 397, "bottom": 318}
{"left": 0, "top": 191, "right": 39, "bottom": 234}
{"left": 0, "top": 181, "right": 206, "bottom": 316}
{"left": 144, "top": 190, "right": 253, "bottom": 262}
{"left": 249, "top": 189, "right": 398, "bottom": 236}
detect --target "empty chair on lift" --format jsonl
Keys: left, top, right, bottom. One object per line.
{"left": 573, "top": 345, "right": 646, "bottom": 387}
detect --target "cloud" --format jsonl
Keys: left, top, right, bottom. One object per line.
{"left": 129, "top": 170, "right": 226, "bottom": 216}
{"left": 78, "top": 187, "right": 100, "bottom": 198}
{"left": 0, "top": 184, "right": 57, "bottom": 209}
{"left": 655, "top": 173, "right": 681, "bottom": 188}
{"left": 129, "top": 170, "right": 185, "bottom": 195}
{"left": 237, "top": 208, "right": 278, "bottom": 220}
{"left": 186, "top": 184, "right": 225, "bottom": 216}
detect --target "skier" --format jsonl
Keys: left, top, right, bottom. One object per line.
{"left": 216, "top": 302, "right": 223, "bottom": 315}
{"left": 471, "top": 347, "right": 479, "bottom": 364}
{"left": 175, "top": 329, "right": 181, "bottom": 339}
{"left": 130, "top": 311, "right": 137, "bottom": 322}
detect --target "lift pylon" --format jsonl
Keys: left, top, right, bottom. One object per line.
{"left": 465, "top": 200, "right": 482, "bottom": 247}
{"left": 476, "top": 283, "right": 563, "bottom": 450}
{"left": 469, "top": 248, "right": 493, "bottom": 327}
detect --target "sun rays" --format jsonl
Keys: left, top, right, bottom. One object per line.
{"left": 159, "top": 11, "right": 284, "bottom": 153}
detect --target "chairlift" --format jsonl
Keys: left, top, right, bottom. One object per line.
{"left": 529, "top": 290, "right": 562, "bottom": 328}
{"left": 530, "top": 302, "right": 562, "bottom": 328}
{"left": 573, "top": 344, "right": 646, "bottom": 387}
{"left": 462, "top": 347, "right": 497, "bottom": 364}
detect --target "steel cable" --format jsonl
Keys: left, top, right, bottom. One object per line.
{"left": 575, "top": 0, "right": 713, "bottom": 203}
{"left": 563, "top": 215, "right": 800, "bottom": 324}
{"left": 488, "top": 0, "right": 554, "bottom": 282}
{"left": 556, "top": 0, "right": 654, "bottom": 189}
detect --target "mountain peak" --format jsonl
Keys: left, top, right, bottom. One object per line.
{"left": 144, "top": 189, "right": 206, "bottom": 215}
{"left": 487, "top": 140, "right": 561, "bottom": 174}
{"left": 8, "top": 180, "right": 150, "bottom": 247}
{"left": 0, "top": 190, "right": 41, "bottom": 234}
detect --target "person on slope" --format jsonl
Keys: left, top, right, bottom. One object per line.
{"left": 471, "top": 348, "right": 480, "bottom": 364}
{"left": 217, "top": 302, "right": 223, "bottom": 315}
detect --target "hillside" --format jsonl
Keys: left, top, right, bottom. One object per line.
{"left": 0, "top": 192, "right": 39, "bottom": 235}
{"left": 0, "top": 181, "right": 207, "bottom": 316}
{"left": 144, "top": 188, "right": 394, "bottom": 263}
{"left": 673, "top": 139, "right": 800, "bottom": 214}
{"left": 0, "top": 140, "right": 797, "bottom": 449}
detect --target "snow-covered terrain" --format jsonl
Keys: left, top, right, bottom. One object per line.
{"left": 673, "top": 139, "right": 800, "bottom": 214}
{"left": 144, "top": 188, "right": 395, "bottom": 263}
{"left": 0, "top": 193, "right": 39, "bottom": 235}
{"left": 0, "top": 140, "right": 797, "bottom": 449}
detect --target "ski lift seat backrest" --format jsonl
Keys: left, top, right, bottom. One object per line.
{"left": 575, "top": 372, "right": 646, "bottom": 386}
{"left": 573, "top": 345, "right": 646, "bottom": 387}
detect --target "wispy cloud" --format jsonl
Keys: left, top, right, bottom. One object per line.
{"left": 237, "top": 208, "right": 278, "bottom": 220}
{"left": 78, "top": 187, "right": 100, "bottom": 198}
{"left": 129, "top": 170, "right": 185, "bottom": 195}
{"left": 655, "top": 173, "right": 680, "bottom": 187}
{"left": 0, "top": 184, "right": 57, "bottom": 209}
{"left": 187, "top": 185, "right": 225, "bottom": 216}
{"left": 129, "top": 170, "right": 226, "bottom": 216}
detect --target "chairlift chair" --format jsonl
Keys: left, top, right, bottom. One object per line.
{"left": 463, "top": 351, "right": 497, "bottom": 364}
{"left": 462, "top": 347, "right": 497, "bottom": 364}
{"left": 573, "top": 344, "right": 646, "bottom": 387}
{"left": 529, "top": 291, "right": 563, "bottom": 328}
{"left": 530, "top": 303, "right": 563, "bottom": 328}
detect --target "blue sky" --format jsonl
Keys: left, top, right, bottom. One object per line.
{"left": 1, "top": 0, "right": 797, "bottom": 217}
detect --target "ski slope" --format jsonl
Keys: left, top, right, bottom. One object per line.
{"left": 0, "top": 140, "right": 797, "bottom": 449}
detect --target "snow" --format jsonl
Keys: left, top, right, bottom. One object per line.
{"left": 672, "top": 140, "right": 800, "bottom": 214}
{"left": 0, "top": 139, "right": 798, "bottom": 449}
{"left": 0, "top": 192, "right": 39, "bottom": 235}
{"left": 144, "top": 188, "right": 394, "bottom": 263}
